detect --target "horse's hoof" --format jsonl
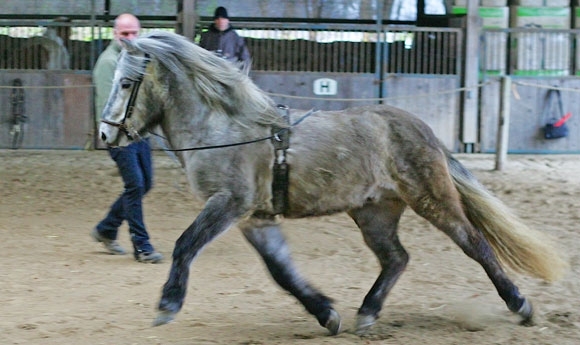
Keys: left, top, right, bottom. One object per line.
{"left": 152, "top": 310, "right": 176, "bottom": 327}
{"left": 325, "top": 309, "right": 342, "bottom": 335}
{"left": 355, "top": 314, "right": 376, "bottom": 336}
{"left": 517, "top": 299, "right": 534, "bottom": 326}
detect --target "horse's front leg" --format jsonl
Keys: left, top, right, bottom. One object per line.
{"left": 153, "top": 192, "right": 246, "bottom": 326}
{"left": 239, "top": 215, "right": 341, "bottom": 335}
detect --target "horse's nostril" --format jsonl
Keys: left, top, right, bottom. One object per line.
{"left": 101, "top": 132, "right": 107, "bottom": 141}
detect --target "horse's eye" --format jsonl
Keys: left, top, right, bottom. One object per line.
{"left": 121, "top": 79, "right": 132, "bottom": 89}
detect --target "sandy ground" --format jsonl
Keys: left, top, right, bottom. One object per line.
{"left": 1, "top": 150, "right": 579, "bottom": 345}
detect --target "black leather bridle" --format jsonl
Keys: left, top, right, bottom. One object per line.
{"left": 100, "top": 53, "right": 151, "bottom": 141}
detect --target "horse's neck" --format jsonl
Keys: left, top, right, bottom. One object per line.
{"left": 161, "top": 106, "right": 268, "bottom": 154}
{"left": 155, "top": 74, "right": 276, "bottom": 154}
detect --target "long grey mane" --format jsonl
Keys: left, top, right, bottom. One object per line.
{"left": 120, "top": 30, "right": 285, "bottom": 128}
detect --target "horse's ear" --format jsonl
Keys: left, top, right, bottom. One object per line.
{"left": 120, "top": 37, "right": 137, "bottom": 53}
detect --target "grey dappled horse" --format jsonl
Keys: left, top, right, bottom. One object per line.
{"left": 99, "top": 31, "right": 566, "bottom": 336}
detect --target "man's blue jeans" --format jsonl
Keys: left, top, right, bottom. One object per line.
{"left": 96, "top": 139, "right": 154, "bottom": 253}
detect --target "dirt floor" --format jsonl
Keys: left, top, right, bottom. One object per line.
{"left": 1, "top": 149, "right": 579, "bottom": 345}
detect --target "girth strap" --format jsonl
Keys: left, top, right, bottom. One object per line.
{"left": 271, "top": 104, "right": 291, "bottom": 215}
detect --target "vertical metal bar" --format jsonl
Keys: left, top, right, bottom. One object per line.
{"left": 2, "top": 30, "right": 7, "bottom": 68}
{"left": 285, "top": 29, "right": 291, "bottom": 72}
{"left": 394, "top": 30, "right": 400, "bottom": 73}
{"left": 270, "top": 28, "right": 276, "bottom": 72}
{"left": 569, "top": 31, "right": 574, "bottom": 75}
{"left": 0, "top": 32, "right": 4, "bottom": 69}
{"left": 322, "top": 31, "right": 327, "bottom": 72}
{"left": 374, "top": 0, "right": 384, "bottom": 103}
{"left": 436, "top": 31, "right": 442, "bottom": 74}
{"left": 339, "top": 31, "right": 345, "bottom": 72}
{"left": 333, "top": 31, "right": 339, "bottom": 72}
{"left": 306, "top": 31, "right": 310, "bottom": 72}
{"left": 422, "top": 31, "right": 428, "bottom": 74}
{"left": 408, "top": 31, "right": 415, "bottom": 73}
{"left": 290, "top": 30, "right": 300, "bottom": 71}
{"left": 326, "top": 33, "right": 331, "bottom": 72}
{"left": 255, "top": 29, "right": 263, "bottom": 71}
{"left": 457, "top": 30, "right": 463, "bottom": 77}
{"left": 17, "top": 32, "right": 22, "bottom": 69}
{"left": 393, "top": 30, "right": 399, "bottom": 73}
{"left": 296, "top": 33, "right": 308, "bottom": 72}
{"left": 416, "top": 30, "right": 420, "bottom": 73}
{"left": 428, "top": 30, "right": 433, "bottom": 74}
{"left": 28, "top": 31, "right": 33, "bottom": 69}
{"left": 363, "top": 32, "right": 369, "bottom": 73}
{"left": 443, "top": 31, "right": 449, "bottom": 74}
{"left": 307, "top": 30, "right": 313, "bottom": 72}
{"left": 90, "top": 0, "right": 96, "bottom": 70}
{"left": 294, "top": 30, "right": 300, "bottom": 72}
{"left": 440, "top": 30, "right": 444, "bottom": 74}
{"left": 269, "top": 28, "right": 274, "bottom": 71}
{"left": 274, "top": 28, "right": 280, "bottom": 72}
{"left": 369, "top": 1, "right": 382, "bottom": 103}
{"left": 345, "top": 37, "right": 351, "bottom": 72}
{"left": 349, "top": 32, "right": 354, "bottom": 73}
{"left": 337, "top": 30, "right": 341, "bottom": 72}
{"left": 423, "top": 31, "right": 429, "bottom": 74}
{"left": 314, "top": 30, "right": 319, "bottom": 72}
{"left": 285, "top": 30, "right": 291, "bottom": 72}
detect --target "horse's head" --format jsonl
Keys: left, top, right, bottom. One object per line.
{"left": 100, "top": 30, "right": 286, "bottom": 147}
{"left": 99, "top": 39, "right": 153, "bottom": 147}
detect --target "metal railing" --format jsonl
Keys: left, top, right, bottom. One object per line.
{"left": 228, "top": 22, "right": 378, "bottom": 73}
{"left": 482, "top": 28, "right": 580, "bottom": 77}
{"left": 7, "top": 19, "right": 580, "bottom": 78}
{"left": 382, "top": 26, "right": 462, "bottom": 75}
{"left": 0, "top": 19, "right": 462, "bottom": 76}
{"left": 200, "top": 21, "right": 462, "bottom": 75}
{"left": 0, "top": 19, "right": 174, "bottom": 71}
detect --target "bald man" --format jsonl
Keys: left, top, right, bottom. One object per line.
{"left": 93, "top": 13, "right": 140, "bottom": 119}
{"left": 91, "top": 13, "right": 163, "bottom": 264}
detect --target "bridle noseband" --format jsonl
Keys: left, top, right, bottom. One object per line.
{"left": 100, "top": 53, "right": 151, "bottom": 141}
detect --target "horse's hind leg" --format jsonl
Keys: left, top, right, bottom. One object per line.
{"left": 347, "top": 199, "right": 408, "bottom": 335}
{"left": 239, "top": 215, "right": 341, "bottom": 335}
{"left": 405, "top": 168, "right": 533, "bottom": 324}
{"left": 422, "top": 208, "right": 532, "bottom": 322}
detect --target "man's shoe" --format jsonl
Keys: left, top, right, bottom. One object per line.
{"left": 91, "top": 228, "right": 127, "bottom": 255}
{"left": 135, "top": 251, "right": 163, "bottom": 264}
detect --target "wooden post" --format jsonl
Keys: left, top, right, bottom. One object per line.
{"left": 461, "top": 0, "right": 481, "bottom": 152}
{"left": 495, "top": 76, "right": 511, "bottom": 171}
{"left": 176, "top": 0, "right": 196, "bottom": 41}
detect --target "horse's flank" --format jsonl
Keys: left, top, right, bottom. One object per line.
{"left": 283, "top": 104, "right": 441, "bottom": 217}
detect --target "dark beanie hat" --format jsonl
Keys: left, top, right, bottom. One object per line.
{"left": 214, "top": 6, "right": 229, "bottom": 19}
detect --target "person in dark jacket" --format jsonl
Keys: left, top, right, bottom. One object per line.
{"left": 199, "top": 6, "right": 250, "bottom": 64}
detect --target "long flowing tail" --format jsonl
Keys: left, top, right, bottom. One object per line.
{"left": 447, "top": 155, "right": 567, "bottom": 282}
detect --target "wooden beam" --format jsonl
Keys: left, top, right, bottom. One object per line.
{"left": 495, "top": 76, "right": 511, "bottom": 171}
{"left": 176, "top": 0, "right": 196, "bottom": 41}
{"left": 461, "top": 0, "right": 481, "bottom": 151}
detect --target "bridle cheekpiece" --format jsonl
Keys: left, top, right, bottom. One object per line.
{"left": 101, "top": 53, "right": 151, "bottom": 141}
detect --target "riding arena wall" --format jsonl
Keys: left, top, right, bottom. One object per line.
{"left": 1, "top": 17, "right": 580, "bottom": 153}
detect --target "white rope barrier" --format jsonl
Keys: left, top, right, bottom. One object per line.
{"left": 513, "top": 81, "right": 580, "bottom": 93}
{"left": 0, "top": 84, "right": 94, "bottom": 89}
{"left": 0, "top": 81, "right": 491, "bottom": 101}
{"left": 266, "top": 81, "right": 491, "bottom": 102}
